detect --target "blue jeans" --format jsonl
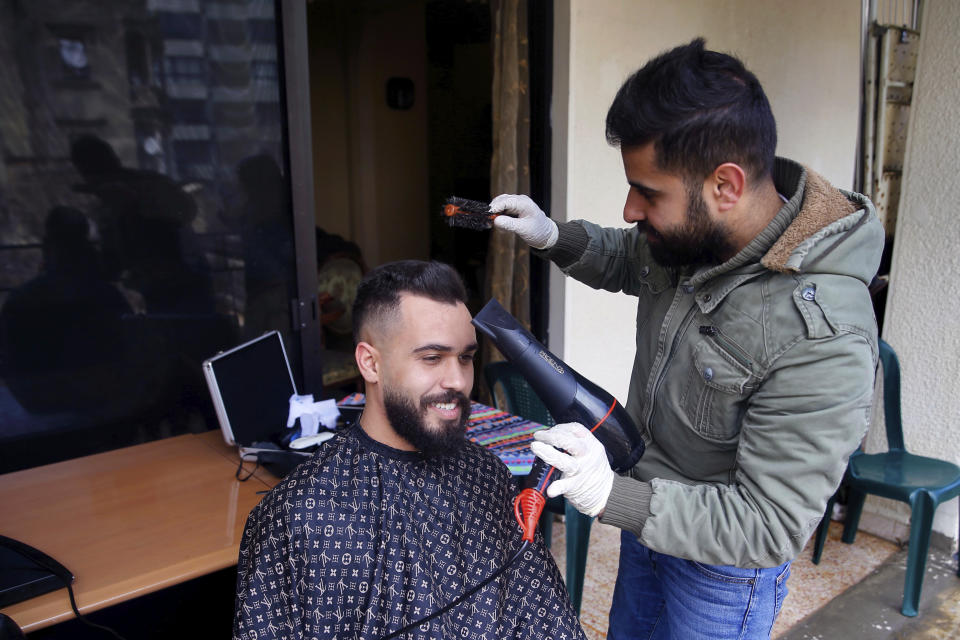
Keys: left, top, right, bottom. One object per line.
{"left": 608, "top": 531, "right": 790, "bottom": 640}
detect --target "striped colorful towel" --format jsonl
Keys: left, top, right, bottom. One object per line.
{"left": 465, "top": 402, "right": 547, "bottom": 475}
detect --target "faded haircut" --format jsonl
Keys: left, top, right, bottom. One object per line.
{"left": 351, "top": 260, "right": 468, "bottom": 345}
{"left": 605, "top": 37, "right": 777, "bottom": 185}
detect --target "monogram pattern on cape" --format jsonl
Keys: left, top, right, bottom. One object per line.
{"left": 234, "top": 426, "right": 586, "bottom": 640}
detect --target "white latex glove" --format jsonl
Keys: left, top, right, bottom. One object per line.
{"left": 489, "top": 194, "right": 559, "bottom": 250}
{"left": 529, "top": 422, "right": 614, "bottom": 517}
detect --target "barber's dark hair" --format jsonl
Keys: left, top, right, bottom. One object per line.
{"left": 605, "top": 38, "right": 776, "bottom": 184}
{"left": 352, "top": 260, "right": 468, "bottom": 344}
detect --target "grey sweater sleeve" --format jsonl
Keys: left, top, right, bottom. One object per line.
{"left": 599, "top": 475, "right": 653, "bottom": 535}
{"left": 533, "top": 221, "right": 589, "bottom": 268}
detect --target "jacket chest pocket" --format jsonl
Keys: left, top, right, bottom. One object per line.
{"left": 680, "top": 335, "right": 756, "bottom": 442}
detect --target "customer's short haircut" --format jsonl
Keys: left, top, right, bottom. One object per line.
{"left": 605, "top": 38, "right": 777, "bottom": 185}
{"left": 352, "top": 260, "right": 468, "bottom": 344}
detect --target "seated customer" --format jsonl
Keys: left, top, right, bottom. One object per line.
{"left": 234, "top": 260, "right": 585, "bottom": 640}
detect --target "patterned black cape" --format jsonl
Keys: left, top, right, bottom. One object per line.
{"left": 233, "top": 424, "right": 586, "bottom": 640}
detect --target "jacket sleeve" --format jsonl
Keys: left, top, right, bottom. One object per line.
{"left": 601, "top": 332, "right": 876, "bottom": 567}
{"left": 538, "top": 220, "right": 670, "bottom": 296}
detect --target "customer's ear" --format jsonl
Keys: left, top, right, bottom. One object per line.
{"left": 355, "top": 341, "right": 380, "bottom": 383}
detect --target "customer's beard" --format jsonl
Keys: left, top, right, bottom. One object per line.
{"left": 383, "top": 388, "right": 471, "bottom": 458}
{"left": 642, "top": 184, "right": 736, "bottom": 268}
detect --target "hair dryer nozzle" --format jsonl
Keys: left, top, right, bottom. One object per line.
{"left": 471, "top": 297, "right": 538, "bottom": 362}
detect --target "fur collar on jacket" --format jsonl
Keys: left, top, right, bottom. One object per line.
{"left": 761, "top": 167, "right": 857, "bottom": 273}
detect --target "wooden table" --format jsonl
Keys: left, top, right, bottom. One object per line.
{"left": 0, "top": 430, "right": 279, "bottom": 632}
{"left": 0, "top": 402, "right": 547, "bottom": 632}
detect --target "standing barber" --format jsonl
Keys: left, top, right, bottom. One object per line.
{"left": 491, "top": 38, "right": 883, "bottom": 639}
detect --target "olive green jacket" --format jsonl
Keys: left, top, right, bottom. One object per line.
{"left": 540, "top": 158, "right": 884, "bottom": 567}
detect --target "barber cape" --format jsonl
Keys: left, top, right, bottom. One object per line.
{"left": 233, "top": 424, "right": 586, "bottom": 640}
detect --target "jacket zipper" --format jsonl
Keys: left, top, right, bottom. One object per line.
{"left": 644, "top": 304, "right": 698, "bottom": 429}
{"left": 698, "top": 325, "right": 753, "bottom": 369}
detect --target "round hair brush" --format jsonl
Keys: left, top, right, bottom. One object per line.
{"left": 442, "top": 196, "right": 515, "bottom": 230}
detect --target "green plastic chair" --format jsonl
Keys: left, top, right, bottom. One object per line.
{"left": 811, "top": 339, "right": 960, "bottom": 617}
{"left": 484, "top": 360, "right": 593, "bottom": 615}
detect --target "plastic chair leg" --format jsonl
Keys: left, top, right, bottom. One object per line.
{"left": 901, "top": 491, "right": 936, "bottom": 617}
{"left": 811, "top": 493, "right": 837, "bottom": 564}
{"left": 564, "top": 499, "right": 592, "bottom": 615}
{"left": 842, "top": 488, "right": 867, "bottom": 544}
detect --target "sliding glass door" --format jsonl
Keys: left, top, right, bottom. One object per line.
{"left": 0, "top": 0, "right": 320, "bottom": 472}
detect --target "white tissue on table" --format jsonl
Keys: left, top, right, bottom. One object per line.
{"left": 287, "top": 394, "right": 340, "bottom": 436}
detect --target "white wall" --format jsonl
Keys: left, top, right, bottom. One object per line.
{"left": 551, "top": 0, "right": 862, "bottom": 403}
{"left": 866, "top": 0, "right": 960, "bottom": 543}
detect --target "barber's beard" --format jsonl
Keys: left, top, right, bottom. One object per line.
{"left": 383, "top": 388, "right": 471, "bottom": 458}
{"left": 641, "top": 184, "right": 736, "bottom": 268}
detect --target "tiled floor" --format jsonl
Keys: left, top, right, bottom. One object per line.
{"left": 548, "top": 518, "right": 900, "bottom": 639}
{"left": 780, "top": 545, "right": 960, "bottom": 640}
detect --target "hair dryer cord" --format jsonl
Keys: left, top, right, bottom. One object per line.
{"left": 378, "top": 540, "right": 531, "bottom": 640}
{"left": 514, "top": 487, "right": 548, "bottom": 542}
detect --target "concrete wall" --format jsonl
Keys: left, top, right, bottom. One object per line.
{"left": 864, "top": 0, "right": 960, "bottom": 543}
{"left": 550, "top": 0, "right": 863, "bottom": 405}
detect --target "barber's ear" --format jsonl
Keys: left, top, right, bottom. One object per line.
{"left": 710, "top": 163, "right": 746, "bottom": 212}
{"left": 355, "top": 341, "right": 380, "bottom": 383}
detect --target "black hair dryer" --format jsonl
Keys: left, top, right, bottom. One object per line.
{"left": 472, "top": 298, "right": 645, "bottom": 541}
